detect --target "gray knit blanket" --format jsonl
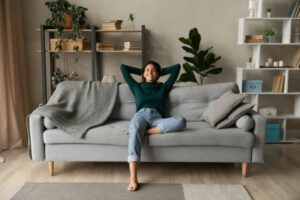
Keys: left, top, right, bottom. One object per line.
{"left": 28, "top": 80, "right": 118, "bottom": 138}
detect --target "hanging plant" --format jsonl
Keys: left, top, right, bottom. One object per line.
{"left": 45, "top": 0, "right": 90, "bottom": 62}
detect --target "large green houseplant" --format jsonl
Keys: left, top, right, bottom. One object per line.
{"left": 176, "top": 28, "right": 222, "bottom": 85}
{"left": 45, "top": 0, "right": 89, "bottom": 62}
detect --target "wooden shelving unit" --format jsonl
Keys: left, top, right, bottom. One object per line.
{"left": 236, "top": 2, "right": 300, "bottom": 143}
{"left": 38, "top": 25, "right": 146, "bottom": 104}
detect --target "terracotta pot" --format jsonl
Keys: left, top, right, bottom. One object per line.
{"left": 60, "top": 13, "right": 72, "bottom": 29}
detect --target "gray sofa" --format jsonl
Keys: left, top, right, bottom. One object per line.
{"left": 27, "top": 82, "right": 266, "bottom": 177}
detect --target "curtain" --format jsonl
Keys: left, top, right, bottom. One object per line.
{"left": 0, "top": 0, "right": 29, "bottom": 150}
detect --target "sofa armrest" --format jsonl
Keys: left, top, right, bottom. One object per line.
{"left": 26, "top": 114, "right": 45, "bottom": 161}
{"left": 250, "top": 111, "right": 266, "bottom": 163}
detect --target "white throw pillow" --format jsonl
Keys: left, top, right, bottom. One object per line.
{"left": 235, "top": 115, "right": 254, "bottom": 131}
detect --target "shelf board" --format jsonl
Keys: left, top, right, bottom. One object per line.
{"left": 266, "top": 139, "right": 300, "bottom": 144}
{"left": 37, "top": 50, "right": 92, "bottom": 53}
{"left": 96, "top": 50, "right": 142, "bottom": 53}
{"left": 96, "top": 29, "right": 142, "bottom": 32}
{"left": 242, "top": 92, "right": 300, "bottom": 95}
{"left": 239, "top": 42, "right": 300, "bottom": 46}
{"left": 242, "top": 17, "right": 300, "bottom": 20}
{"left": 36, "top": 28, "right": 92, "bottom": 32}
{"left": 237, "top": 67, "right": 300, "bottom": 70}
{"left": 263, "top": 114, "right": 300, "bottom": 119}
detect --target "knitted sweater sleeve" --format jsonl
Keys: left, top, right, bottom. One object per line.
{"left": 161, "top": 64, "right": 180, "bottom": 92}
{"left": 120, "top": 64, "right": 142, "bottom": 93}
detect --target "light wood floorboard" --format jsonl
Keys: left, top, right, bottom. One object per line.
{"left": 0, "top": 144, "right": 299, "bottom": 200}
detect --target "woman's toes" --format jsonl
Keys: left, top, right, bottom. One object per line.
{"left": 127, "top": 181, "right": 138, "bottom": 191}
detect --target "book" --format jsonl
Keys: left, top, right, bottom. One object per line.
{"left": 123, "top": 47, "right": 142, "bottom": 51}
{"left": 103, "top": 20, "right": 123, "bottom": 23}
{"left": 288, "top": 0, "right": 298, "bottom": 17}
{"left": 291, "top": 0, "right": 299, "bottom": 17}
{"left": 96, "top": 43, "right": 114, "bottom": 48}
{"left": 273, "top": 75, "right": 280, "bottom": 92}
{"left": 279, "top": 75, "right": 285, "bottom": 92}
{"left": 291, "top": 48, "right": 300, "bottom": 68}
{"left": 272, "top": 76, "right": 277, "bottom": 92}
{"left": 295, "top": 1, "right": 300, "bottom": 17}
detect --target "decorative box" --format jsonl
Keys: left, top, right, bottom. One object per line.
{"left": 242, "top": 80, "right": 263, "bottom": 93}
{"left": 266, "top": 123, "right": 283, "bottom": 142}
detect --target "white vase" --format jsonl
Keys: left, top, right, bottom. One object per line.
{"left": 267, "top": 12, "right": 271, "bottom": 18}
{"left": 246, "top": 62, "right": 252, "bottom": 69}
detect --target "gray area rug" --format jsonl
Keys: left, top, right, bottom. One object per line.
{"left": 11, "top": 182, "right": 252, "bottom": 200}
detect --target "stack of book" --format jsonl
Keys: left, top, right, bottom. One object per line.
{"left": 288, "top": 0, "right": 300, "bottom": 18}
{"left": 245, "top": 35, "right": 264, "bottom": 43}
{"left": 123, "top": 41, "right": 142, "bottom": 51}
{"left": 101, "top": 20, "right": 123, "bottom": 30}
{"left": 96, "top": 43, "right": 114, "bottom": 51}
{"left": 272, "top": 75, "right": 285, "bottom": 93}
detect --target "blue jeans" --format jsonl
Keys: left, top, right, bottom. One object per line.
{"left": 128, "top": 108, "right": 187, "bottom": 162}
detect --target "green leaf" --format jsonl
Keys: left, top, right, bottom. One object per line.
{"left": 178, "top": 73, "right": 197, "bottom": 83}
{"left": 205, "top": 67, "right": 223, "bottom": 75}
{"left": 182, "top": 46, "right": 196, "bottom": 55}
{"left": 183, "top": 56, "right": 197, "bottom": 65}
{"left": 182, "top": 63, "right": 194, "bottom": 74}
{"left": 179, "top": 37, "right": 191, "bottom": 47}
{"left": 189, "top": 28, "right": 201, "bottom": 51}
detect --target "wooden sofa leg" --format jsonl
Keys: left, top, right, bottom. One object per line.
{"left": 242, "top": 162, "right": 248, "bottom": 177}
{"left": 48, "top": 161, "right": 54, "bottom": 176}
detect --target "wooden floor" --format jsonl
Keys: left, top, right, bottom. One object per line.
{"left": 0, "top": 144, "right": 299, "bottom": 200}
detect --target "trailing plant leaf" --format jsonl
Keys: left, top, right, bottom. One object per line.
{"left": 45, "top": 0, "right": 88, "bottom": 63}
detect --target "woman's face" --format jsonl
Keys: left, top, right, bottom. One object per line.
{"left": 143, "top": 64, "right": 158, "bottom": 82}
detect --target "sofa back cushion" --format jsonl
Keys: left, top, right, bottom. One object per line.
{"left": 109, "top": 82, "right": 239, "bottom": 122}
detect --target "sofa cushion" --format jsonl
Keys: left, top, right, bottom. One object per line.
{"left": 43, "top": 120, "right": 148, "bottom": 146}
{"left": 216, "top": 103, "right": 254, "bottom": 129}
{"left": 109, "top": 82, "right": 239, "bottom": 122}
{"left": 200, "top": 90, "right": 248, "bottom": 126}
{"left": 148, "top": 121, "right": 254, "bottom": 148}
{"left": 44, "top": 120, "right": 254, "bottom": 148}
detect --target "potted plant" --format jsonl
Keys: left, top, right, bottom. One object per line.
{"left": 264, "top": 28, "right": 277, "bottom": 43}
{"left": 176, "top": 27, "right": 222, "bottom": 85}
{"left": 266, "top": 8, "right": 272, "bottom": 18}
{"left": 45, "top": 0, "right": 89, "bottom": 62}
{"left": 129, "top": 12, "right": 134, "bottom": 29}
{"left": 247, "top": 57, "right": 252, "bottom": 68}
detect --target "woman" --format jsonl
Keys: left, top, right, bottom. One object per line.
{"left": 120, "top": 60, "right": 187, "bottom": 191}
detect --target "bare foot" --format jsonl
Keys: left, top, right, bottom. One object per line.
{"left": 127, "top": 178, "right": 138, "bottom": 191}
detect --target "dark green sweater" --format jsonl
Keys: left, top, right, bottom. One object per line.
{"left": 120, "top": 63, "right": 180, "bottom": 117}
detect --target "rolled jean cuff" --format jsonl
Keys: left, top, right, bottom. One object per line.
{"left": 128, "top": 155, "right": 140, "bottom": 162}
{"left": 157, "top": 123, "right": 164, "bottom": 134}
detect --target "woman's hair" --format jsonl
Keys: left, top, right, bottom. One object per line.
{"left": 141, "top": 60, "right": 162, "bottom": 82}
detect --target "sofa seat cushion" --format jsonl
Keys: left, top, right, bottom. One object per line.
{"left": 43, "top": 120, "right": 254, "bottom": 148}
{"left": 148, "top": 122, "right": 254, "bottom": 148}
{"left": 43, "top": 120, "right": 147, "bottom": 146}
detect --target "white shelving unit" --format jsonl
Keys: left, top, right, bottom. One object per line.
{"left": 237, "top": 1, "right": 300, "bottom": 143}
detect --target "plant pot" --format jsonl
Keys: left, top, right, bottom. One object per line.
{"left": 266, "top": 36, "right": 276, "bottom": 43}
{"left": 60, "top": 13, "right": 72, "bottom": 29}
{"left": 50, "top": 39, "right": 90, "bottom": 51}
{"left": 266, "top": 12, "right": 271, "bottom": 18}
